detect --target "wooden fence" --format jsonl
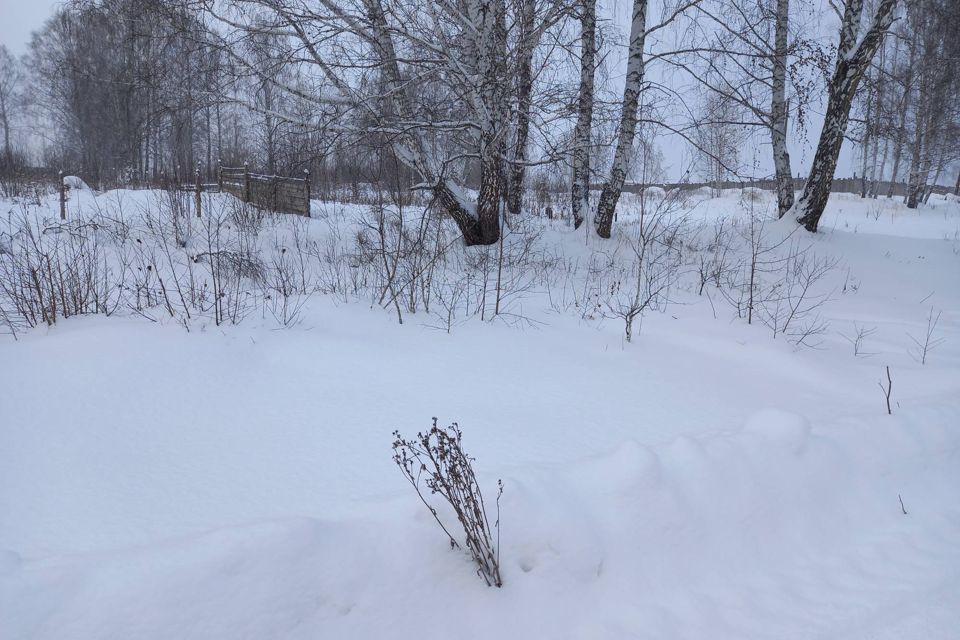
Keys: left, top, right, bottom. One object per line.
{"left": 218, "top": 165, "right": 311, "bottom": 217}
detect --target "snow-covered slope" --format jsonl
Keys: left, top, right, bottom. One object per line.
{"left": 1, "top": 188, "right": 958, "bottom": 639}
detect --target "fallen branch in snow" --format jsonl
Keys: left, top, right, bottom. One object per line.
{"left": 392, "top": 419, "right": 503, "bottom": 587}
{"left": 899, "top": 493, "right": 907, "bottom": 515}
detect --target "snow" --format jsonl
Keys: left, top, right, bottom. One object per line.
{"left": 1, "top": 187, "right": 959, "bottom": 639}
{"left": 61, "top": 175, "right": 91, "bottom": 190}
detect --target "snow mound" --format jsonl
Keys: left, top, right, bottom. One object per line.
{"left": 604, "top": 439, "right": 661, "bottom": 489}
{"left": 62, "top": 176, "right": 91, "bottom": 190}
{"left": 739, "top": 187, "right": 769, "bottom": 203}
{"left": 5, "top": 407, "right": 958, "bottom": 640}
{"left": 742, "top": 408, "right": 811, "bottom": 454}
{"left": 571, "top": 440, "right": 662, "bottom": 497}
{"left": 643, "top": 186, "right": 666, "bottom": 200}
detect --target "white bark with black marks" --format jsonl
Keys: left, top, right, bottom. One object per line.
{"left": 594, "top": 0, "right": 648, "bottom": 239}
{"left": 571, "top": 0, "right": 596, "bottom": 230}
{"left": 771, "top": 0, "right": 794, "bottom": 218}
{"left": 793, "top": 0, "right": 898, "bottom": 232}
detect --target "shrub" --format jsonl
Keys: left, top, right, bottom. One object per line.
{"left": 392, "top": 418, "right": 503, "bottom": 587}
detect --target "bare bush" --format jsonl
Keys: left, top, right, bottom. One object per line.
{"left": 0, "top": 208, "right": 117, "bottom": 329}
{"left": 355, "top": 201, "right": 453, "bottom": 322}
{"left": 907, "top": 307, "right": 945, "bottom": 365}
{"left": 263, "top": 239, "right": 313, "bottom": 327}
{"left": 841, "top": 322, "right": 878, "bottom": 357}
{"left": 601, "top": 211, "right": 684, "bottom": 342}
{"left": 755, "top": 243, "right": 838, "bottom": 347}
{"left": 392, "top": 419, "right": 503, "bottom": 588}
{"left": 694, "top": 218, "right": 735, "bottom": 296}
{"left": 719, "top": 214, "right": 837, "bottom": 347}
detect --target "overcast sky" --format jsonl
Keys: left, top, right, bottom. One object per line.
{"left": 0, "top": 0, "right": 61, "bottom": 55}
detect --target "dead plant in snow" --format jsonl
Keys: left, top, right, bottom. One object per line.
{"left": 392, "top": 418, "right": 503, "bottom": 587}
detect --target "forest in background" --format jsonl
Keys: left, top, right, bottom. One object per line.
{"left": 0, "top": 0, "right": 957, "bottom": 239}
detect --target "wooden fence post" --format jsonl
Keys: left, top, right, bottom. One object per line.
{"left": 217, "top": 160, "right": 223, "bottom": 192}
{"left": 243, "top": 163, "right": 250, "bottom": 203}
{"left": 59, "top": 171, "right": 66, "bottom": 220}
{"left": 195, "top": 163, "right": 202, "bottom": 218}
{"left": 303, "top": 169, "right": 311, "bottom": 217}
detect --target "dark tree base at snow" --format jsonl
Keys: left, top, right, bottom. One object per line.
{"left": 595, "top": 182, "right": 621, "bottom": 238}
{"left": 433, "top": 183, "right": 499, "bottom": 246}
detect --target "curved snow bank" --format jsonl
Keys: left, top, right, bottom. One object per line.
{"left": 62, "top": 176, "right": 91, "bottom": 190}
{"left": 3, "top": 403, "right": 958, "bottom": 640}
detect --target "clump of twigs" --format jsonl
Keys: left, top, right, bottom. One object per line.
{"left": 392, "top": 418, "right": 503, "bottom": 587}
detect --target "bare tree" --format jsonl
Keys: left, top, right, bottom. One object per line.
{"left": 593, "top": 0, "right": 649, "bottom": 239}
{"left": 693, "top": 90, "right": 745, "bottom": 195}
{"left": 793, "top": 0, "right": 897, "bottom": 232}
{"left": 674, "top": 0, "right": 823, "bottom": 218}
{"left": 197, "top": 0, "right": 522, "bottom": 246}
{"left": 0, "top": 45, "right": 21, "bottom": 165}
{"left": 26, "top": 0, "right": 224, "bottom": 183}
{"left": 571, "top": 0, "right": 596, "bottom": 229}
{"left": 505, "top": 0, "right": 566, "bottom": 216}
{"left": 769, "top": 0, "right": 793, "bottom": 216}
{"left": 901, "top": 0, "right": 959, "bottom": 208}
{"left": 592, "top": 0, "right": 707, "bottom": 238}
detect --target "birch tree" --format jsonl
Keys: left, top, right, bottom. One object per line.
{"left": 769, "top": 0, "right": 793, "bottom": 216}
{"left": 591, "top": 0, "right": 706, "bottom": 238}
{"left": 199, "top": 0, "right": 520, "bottom": 245}
{"left": 593, "top": 0, "right": 648, "bottom": 239}
{"left": 672, "top": 0, "right": 825, "bottom": 218}
{"left": 792, "top": 0, "right": 897, "bottom": 232}
{"left": 571, "top": 0, "right": 596, "bottom": 229}
{"left": 506, "top": 0, "right": 540, "bottom": 216}
{"left": 901, "top": 0, "right": 959, "bottom": 208}
{"left": 505, "top": 0, "right": 566, "bottom": 216}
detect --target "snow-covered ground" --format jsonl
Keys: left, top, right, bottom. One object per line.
{"left": 1, "top": 187, "right": 958, "bottom": 639}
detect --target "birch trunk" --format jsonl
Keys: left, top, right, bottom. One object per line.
{"left": 904, "top": 109, "right": 925, "bottom": 208}
{"left": 904, "top": 44, "right": 930, "bottom": 211}
{"left": 506, "top": 0, "right": 536, "bottom": 216}
{"left": 571, "top": 0, "right": 596, "bottom": 230}
{"left": 771, "top": 0, "right": 794, "bottom": 218}
{"left": 794, "top": 0, "right": 897, "bottom": 232}
{"left": 594, "top": 0, "right": 647, "bottom": 239}
{"left": 859, "top": 81, "right": 871, "bottom": 199}
{"left": 872, "top": 138, "right": 889, "bottom": 198}
{"left": 924, "top": 146, "right": 945, "bottom": 204}
{"left": 472, "top": 0, "right": 508, "bottom": 244}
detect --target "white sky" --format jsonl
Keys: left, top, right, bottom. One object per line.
{"left": 0, "top": 0, "right": 61, "bottom": 56}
